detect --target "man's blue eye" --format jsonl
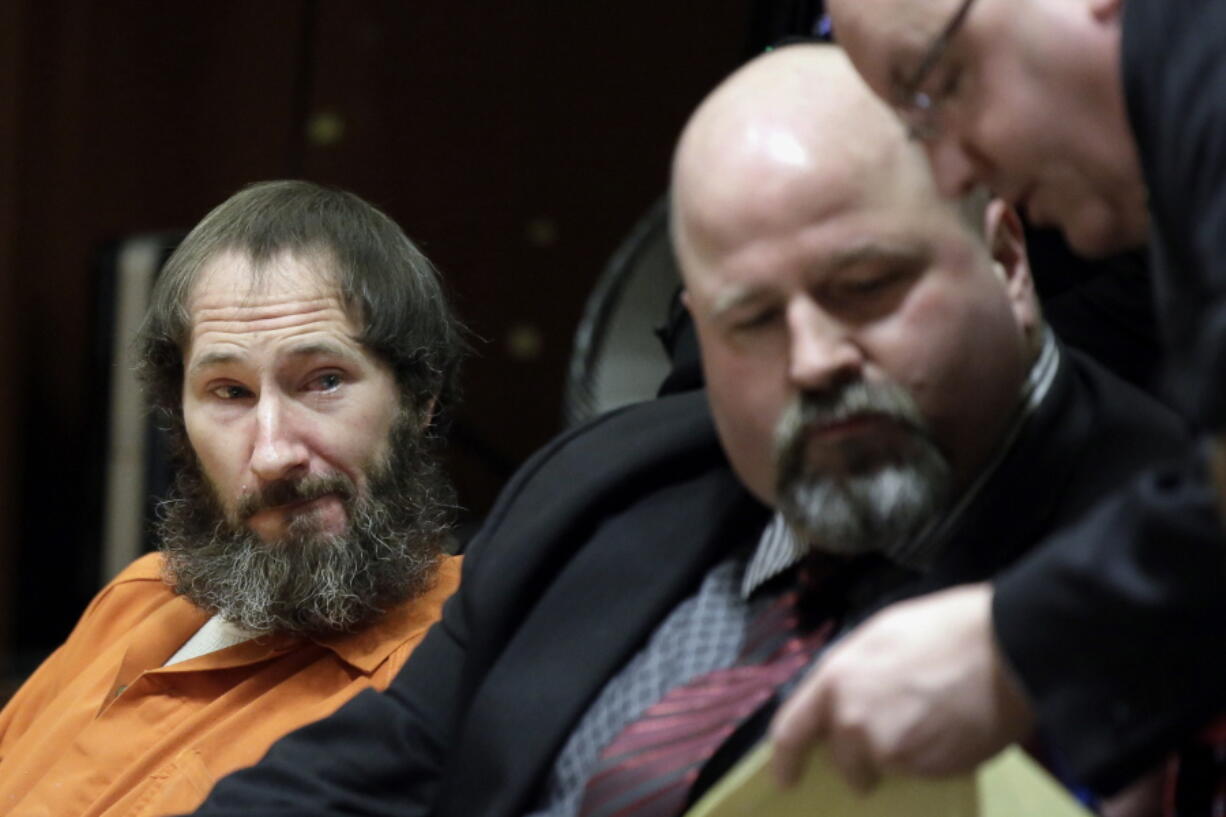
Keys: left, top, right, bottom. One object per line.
{"left": 315, "top": 373, "right": 344, "bottom": 391}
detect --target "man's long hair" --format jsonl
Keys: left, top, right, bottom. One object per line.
{"left": 135, "top": 180, "right": 466, "bottom": 439}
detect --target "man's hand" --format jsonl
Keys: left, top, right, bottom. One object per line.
{"left": 768, "top": 583, "right": 1034, "bottom": 792}
{"left": 1208, "top": 435, "right": 1226, "bottom": 525}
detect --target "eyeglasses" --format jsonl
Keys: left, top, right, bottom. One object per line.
{"left": 894, "top": 0, "right": 979, "bottom": 141}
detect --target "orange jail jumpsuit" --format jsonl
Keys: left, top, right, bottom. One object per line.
{"left": 0, "top": 551, "right": 460, "bottom": 817}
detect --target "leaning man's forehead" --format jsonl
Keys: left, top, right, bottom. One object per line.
{"left": 832, "top": 0, "right": 939, "bottom": 68}
{"left": 836, "top": 0, "right": 947, "bottom": 34}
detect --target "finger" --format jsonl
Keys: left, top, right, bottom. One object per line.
{"left": 769, "top": 670, "right": 832, "bottom": 788}
{"left": 769, "top": 732, "right": 808, "bottom": 790}
{"left": 827, "top": 726, "right": 881, "bottom": 794}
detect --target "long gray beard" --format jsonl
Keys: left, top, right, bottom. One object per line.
{"left": 157, "top": 418, "right": 454, "bottom": 637}
{"left": 774, "top": 380, "right": 952, "bottom": 568}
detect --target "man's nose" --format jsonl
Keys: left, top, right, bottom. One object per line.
{"left": 925, "top": 132, "right": 982, "bottom": 198}
{"left": 787, "top": 302, "right": 864, "bottom": 393}
{"left": 250, "top": 393, "right": 310, "bottom": 482}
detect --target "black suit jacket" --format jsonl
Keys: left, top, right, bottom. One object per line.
{"left": 983, "top": 0, "right": 1226, "bottom": 796}
{"left": 190, "top": 347, "right": 1184, "bottom": 817}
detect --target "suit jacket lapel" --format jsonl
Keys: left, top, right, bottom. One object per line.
{"left": 445, "top": 466, "right": 767, "bottom": 817}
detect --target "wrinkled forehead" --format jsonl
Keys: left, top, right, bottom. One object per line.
{"left": 832, "top": 0, "right": 959, "bottom": 42}
{"left": 181, "top": 249, "right": 373, "bottom": 367}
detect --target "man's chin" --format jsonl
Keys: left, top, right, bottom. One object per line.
{"left": 1055, "top": 202, "right": 1150, "bottom": 259}
{"left": 778, "top": 449, "right": 951, "bottom": 567}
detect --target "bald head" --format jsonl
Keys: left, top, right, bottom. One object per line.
{"left": 673, "top": 44, "right": 904, "bottom": 184}
{"left": 672, "top": 44, "right": 978, "bottom": 279}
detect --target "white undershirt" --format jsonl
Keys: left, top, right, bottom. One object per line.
{"left": 164, "top": 615, "right": 262, "bottom": 666}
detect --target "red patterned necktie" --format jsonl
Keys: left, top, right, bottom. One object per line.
{"left": 575, "top": 584, "right": 836, "bottom": 817}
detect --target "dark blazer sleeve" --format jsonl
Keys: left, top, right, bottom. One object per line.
{"left": 990, "top": 0, "right": 1226, "bottom": 794}
{"left": 993, "top": 451, "right": 1226, "bottom": 794}
{"left": 1124, "top": 0, "right": 1226, "bottom": 428}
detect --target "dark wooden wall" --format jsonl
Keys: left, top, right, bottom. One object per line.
{"left": 1, "top": 0, "right": 24, "bottom": 668}
{"left": 3, "top": 1, "right": 753, "bottom": 669}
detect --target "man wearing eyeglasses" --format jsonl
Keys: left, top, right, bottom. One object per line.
{"left": 773, "top": 0, "right": 1226, "bottom": 806}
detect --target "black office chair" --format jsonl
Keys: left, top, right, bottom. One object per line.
{"left": 563, "top": 197, "right": 685, "bottom": 426}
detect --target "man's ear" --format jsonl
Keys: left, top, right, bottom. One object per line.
{"left": 680, "top": 288, "right": 692, "bottom": 312}
{"left": 983, "top": 199, "right": 1039, "bottom": 341}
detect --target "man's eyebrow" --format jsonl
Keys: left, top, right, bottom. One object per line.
{"left": 712, "top": 286, "right": 775, "bottom": 320}
{"left": 820, "top": 240, "right": 928, "bottom": 275}
{"left": 712, "top": 241, "right": 928, "bottom": 318}
{"left": 282, "top": 341, "right": 363, "bottom": 364}
{"left": 187, "top": 350, "right": 244, "bottom": 377}
{"left": 186, "top": 341, "right": 363, "bottom": 377}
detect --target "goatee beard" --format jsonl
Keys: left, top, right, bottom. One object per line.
{"left": 157, "top": 415, "right": 455, "bottom": 638}
{"left": 774, "top": 379, "right": 951, "bottom": 568}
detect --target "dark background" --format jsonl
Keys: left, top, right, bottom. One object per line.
{"left": 0, "top": 2, "right": 832, "bottom": 679}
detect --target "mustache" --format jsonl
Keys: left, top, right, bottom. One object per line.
{"left": 235, "top": 472, "right": 356, "bottom": 521}
{"left": 777, "top": 379, "right": 928, "bottom": 448}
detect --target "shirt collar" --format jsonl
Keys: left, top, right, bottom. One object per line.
{"left": 308, "top": 597, "right": 428, "bottom": 674}
{"left": 741, "top": 330, "right": 1061, "bottom": 598}
{"left": 311, "top": 555, "right": 460, "bottom": 673}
